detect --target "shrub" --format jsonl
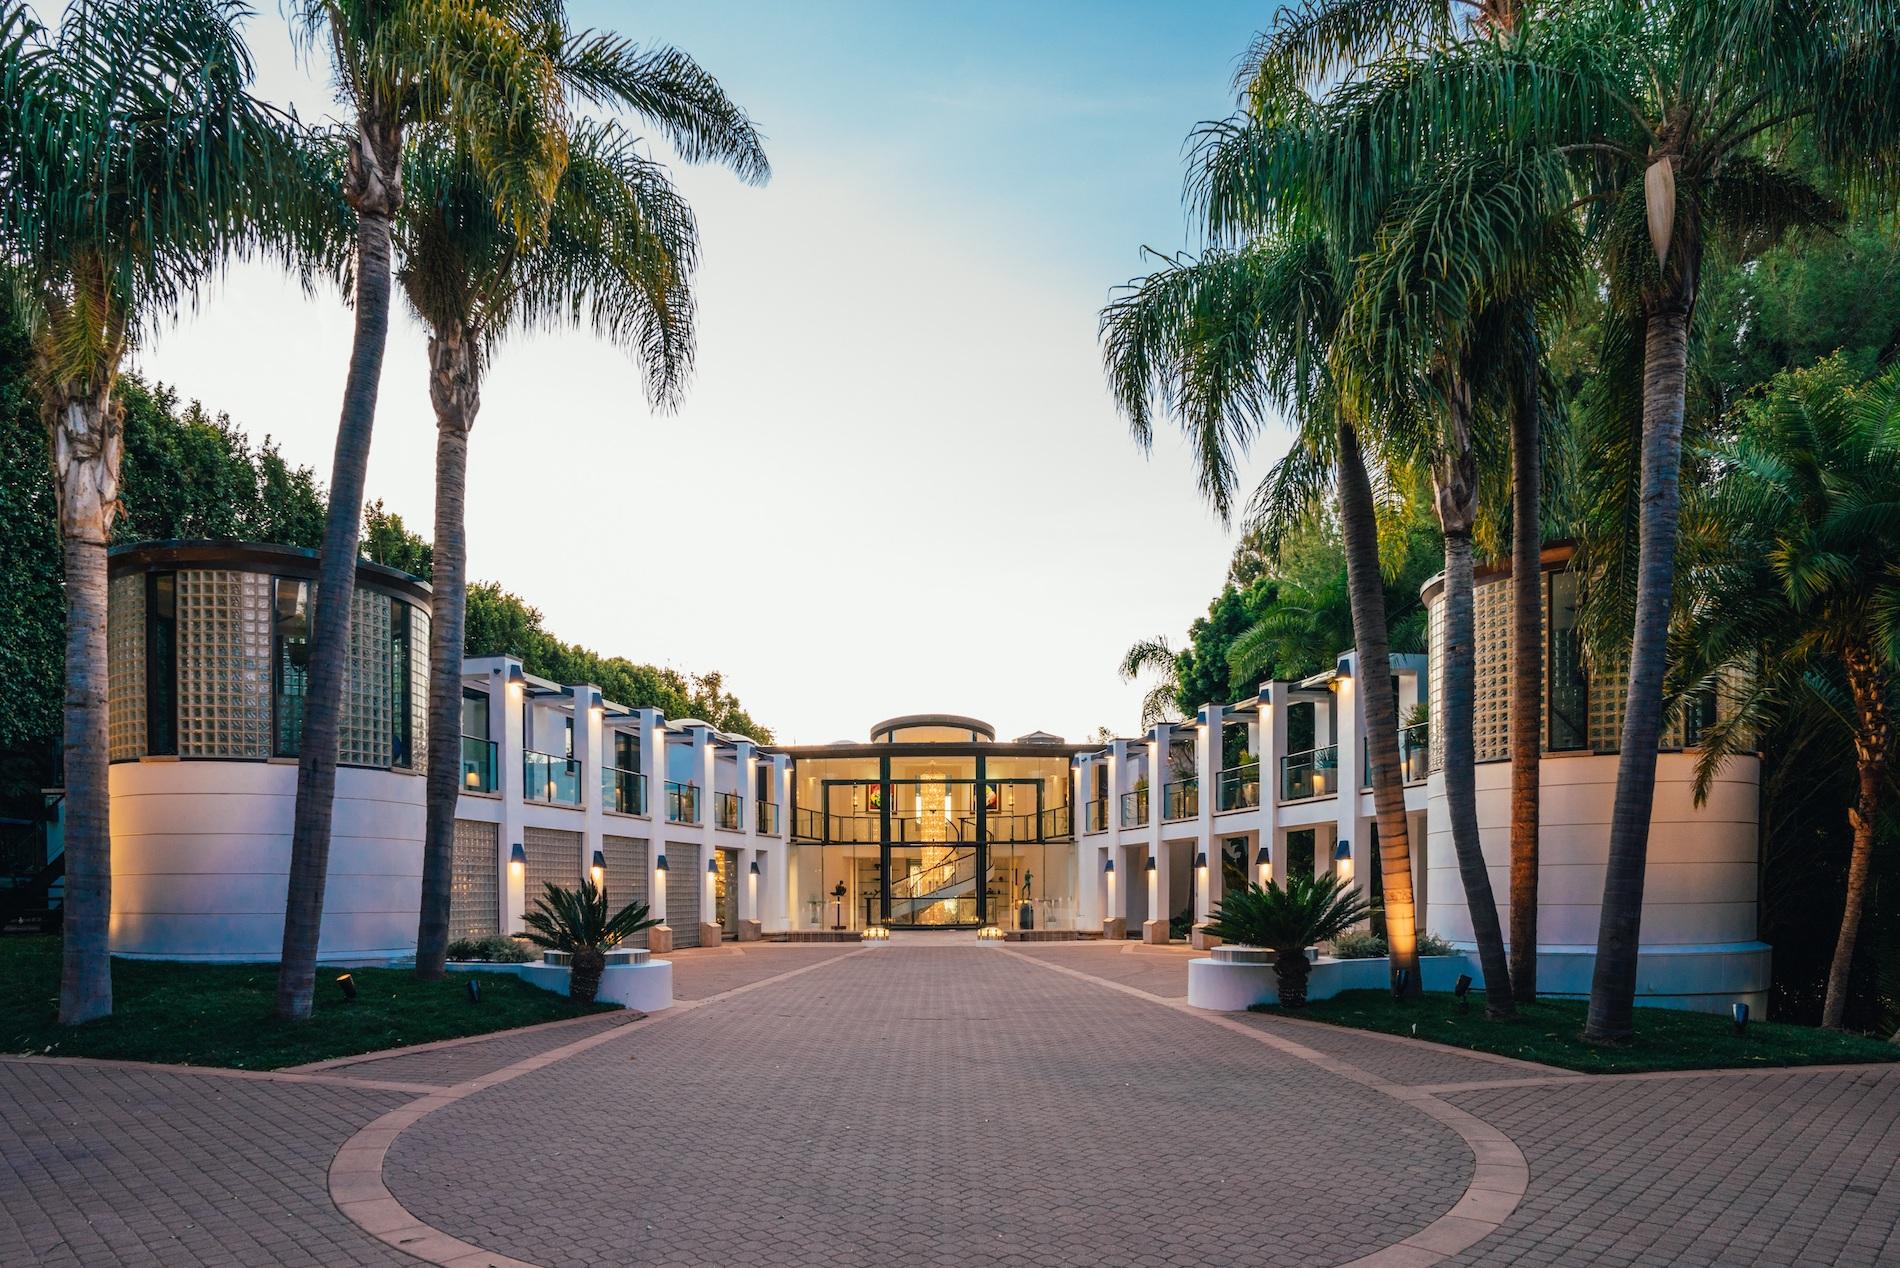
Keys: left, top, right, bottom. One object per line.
{"left": 1417, "top": 931, "right": 1457, "bottom": 957}
{"left": 1329, "top": 929, "right": 1386, "bottom": 959}
{"left": 446, "top": 935, "right": 533, "bottom": 964}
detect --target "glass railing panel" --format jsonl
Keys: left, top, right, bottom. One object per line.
{"left": 1279, "top": 744, "right": 1337, "bottom": 801}
{"left": 461, "top": 735, "right": 497, "bottom": 793}
{"left": 756, "top": 799, "right": 781, "bottom": 836}
{"left": 1083, "top": 799, "right": 1108, "bottom": 833}
{"left": 524, "top": 750, "right": 582, "bottom": 806}
{"left": 1040, "top": 804, "right": 1072, "bottom": 839}
{"left": 1163, "top": 777, "right": 1198, "bottom": 820}
{"left": 1119, "top": 788, "right": 1149, "bottom": 828}
{"left": 665, "top": 781, "right": 700, "bottom": 824}
{"left": 602, "top": 765, "right": 646, "bottom": 815}
{"left": 1360, "top": 723, "right": 1431, "bottom": 789}
{"left": 1216, "top": 763, "right": 1260, "bottom": 812}
{"left": 715, "top": 790, "right": 742, "bottom": 831}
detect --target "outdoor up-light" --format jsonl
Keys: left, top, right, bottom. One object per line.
{"left": 862, "top": 925, "right": 890, "bottom": 941}
{"left": 1333, "top": 839, "right": 1354, "bottom": 884}
{"left": 655, "top": 853, "right": 668, "bottom": 873}
{"left": 508, "top": 842, "right": 526, "bottom": 878}
{"left": 1455, "top": 973, "right": 1474, "bottom": 1015}
{"left": 1394, "top": 965, "right": 1411, "bottom": 1002}
{"left": 976, "top": 925, "right": 1005, "bottom": 942}
{"left": 590, "top": 850, "right": 605, "bottom": 888}
{"left": 466, "top": 978, "right": 481, "bottom": 1004}
{"left": 1732, "top": 1001, "right": 1750, "bottom": 1037}
{"left": 336, "top": 972, "right": 357, "bottom": 1002}
{"left": 1255, "top": 843, "right": 1273, "bottom": 887}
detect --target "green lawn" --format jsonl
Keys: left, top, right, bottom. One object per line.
{"left": 0, "top": 937, "right": 612, "bottom": 1071}
{"left": 1253, "top": 990, "right": 1900, "bottom": 1074}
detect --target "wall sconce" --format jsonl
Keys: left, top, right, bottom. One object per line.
{"left": 1144, "top": 855, "right": 1157, "bottom": 873}
{"left": 748, "top": 859, "right": 761, "bottom": 876}
{"left": 508, "top": 842, "right": 526, "bottom": 879}
{"left": 708, "top": 857, "right": 719, "bottom": 874}
{"left": 655, "top": 853, "right": 668, "bottom": 873}
{"left": 1193, "top": 851, "right": 1208, "bottom": 870}
{"left": 1333, "top": 839, "right": 1353, "bottom": 884}
{"left": 505, "top": 662, "right": 525, "bottom": 696}
{"left": 1255, "top": 843, "right": 1273, "bottom": 887}
{"left": 590, "top": 850, "right": 605, "bottom": 888}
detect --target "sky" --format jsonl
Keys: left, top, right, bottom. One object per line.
{"left": 139, "top": 0, "right": 1294, "bottom": 745}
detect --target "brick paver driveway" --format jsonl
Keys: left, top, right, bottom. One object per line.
{"left": 4, "top": 941, "right": 1898, "bottom": 1266}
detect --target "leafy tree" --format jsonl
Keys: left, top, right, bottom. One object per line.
{"left": 359, "top": 499, "right": 432, "bottom": 578}
{"left": 1675, "top": 356, "right": 1900, "bottom": 1030}
{"left": 0, "top": 0, "right": 325, "bottom": 1023}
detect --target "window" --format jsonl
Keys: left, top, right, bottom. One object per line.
{"left": 145, "top": 572, "right": 177, "bottom": 755}
{"left": 390, "top": 599, "right": 412, "bottom": 767}
{"left": 562, "top": 715, "right": 574, "bottom": 759}
{"left": 1547, "top": 571, "right": 1588, "bottom": 751}
{"left": 614, "top": 730, "right": 640, "bottom": 773}
{"left": 273, "top": 578, "right": 310, "bottom": 757}
{"left": 462, "top": 688, "right": 489, "bottom": 740}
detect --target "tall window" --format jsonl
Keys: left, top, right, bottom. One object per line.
{"left": 1547, "top": 571, "right": 1588, "bottom": 751}
{"left": 614, "top": 731, "right": 639, "bottom": 772}
{"left": 273, "top": 578, "right": 310, "bottom": 757}
{"left": 145, "top": 572, "right": 177, "bottom": 755}
{"left": 462, "top": 688, "right": 489, "bottom": 740}
{"left": 390, "top": 599, "right": 412, "bottom": 767}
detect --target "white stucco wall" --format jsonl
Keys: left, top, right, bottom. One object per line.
{"left": 108, "top": 759, "right": 424, "bottom": 962}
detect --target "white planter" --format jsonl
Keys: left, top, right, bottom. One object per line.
{"left": 449, "top": 957, "right": 674, "bottom": 1012}
{"left": 1187, "top": 951, "right": 1474, "bottom": 1012}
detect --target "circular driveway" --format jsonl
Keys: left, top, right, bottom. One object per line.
{"left": 384, "top": 946, "right": 1473, "bottom": 1267}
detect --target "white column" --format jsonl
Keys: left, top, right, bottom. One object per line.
{"left": 1074, "top": 760, "right": 1100, "bottom": 929}
{"left": 1145, "top": 725, "right": 1171, "bottom": 943}
{"left": 1195, "top": 705, "right": 1222, "bottom": 929}
{"left": 769, "top": 755, "right": 792, "bottom": 932}
{"left": 645, "top": 714, "right": 670, "bottom": 931}
{"left": 574, "top": 684, "right": 603, "bottom": 884}
{"left": 1106, "top": 742, "right": 1127, "bottom": 928}
{"left": 495, "top": 661, "right": 526, "bottom": 933}
{"left": 1334, "top": 656, "right": 1371, "bottom": 910}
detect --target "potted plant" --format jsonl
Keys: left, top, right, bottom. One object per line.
{"left": 1202, "top": 871, "right": 1372, "bottom": 1007}
{"left": 519, "top": 878, "right": 659, "bottom": 1004}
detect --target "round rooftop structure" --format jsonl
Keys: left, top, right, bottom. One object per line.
{"left": 868, "top": 714, "right": 995, "bottom": 744}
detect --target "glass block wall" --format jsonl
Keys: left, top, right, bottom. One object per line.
{"left": 175, "top": 570, "right": 274, "bottom": 759}
{"left": 339, "top": 586, "right": 392, "bottom": 768}
{"left": 522, "top": 826, "right": 582, "bottom": 908}
{"left": 602, "top": 834, "right": 651, "bottom": 947}
{"left": 450, "top": 818, "right": 500, "bottom": 939}
{"left": 107, "top": 574, "right": 145, "bottom": 761}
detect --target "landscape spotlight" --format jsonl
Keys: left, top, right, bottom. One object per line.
{"left": 1393, "top": 966, "right": 1411, "bottom": 1002}
{"left": 467, "top": 978, "right": 481, "bottom": 1004}
{"left": 336, "top": 972, "right": 357, "bottom": 1003}
{"left": 1454, "top": 973, "right": 1473, "bottom": 1014}
{"left": 1732, "top": 1001, "right": 1750, "bottom": 1037}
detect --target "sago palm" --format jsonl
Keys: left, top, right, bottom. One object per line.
{"left": 278, "top": 0, "right": 584, "bottom": 1020}
{"left": 1673, "top": 356, "right": 1900, "bottom": 1031}
{"left": 404, "top": 33, "right": 767, "bottom": 982}
{"left": 1204, "top": 872, "right": 1373, "bottom": 1007}
{"left": 1100, "top": 226, "right": 1428, "bottom": 998}
{"left": 519, "top": 878, "right": 659, "bottom": 1004}
{"left": 0, "top": 0, "right": 328, "bottom": 1024}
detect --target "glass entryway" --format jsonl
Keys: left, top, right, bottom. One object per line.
{"left": 886, "top": 844, "right": 978, "bottom": 926}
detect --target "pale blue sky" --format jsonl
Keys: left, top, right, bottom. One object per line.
{"left": 141, "top": 1, "right": 1292, "bottom": 744}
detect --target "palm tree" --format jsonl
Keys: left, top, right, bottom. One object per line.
{"left": 1203, "top": 871, "right": 1373, "bottom": 1007}
{"left": 1100, "top": 229, "right": 1426, "bottom": 997}
{"left": 1675, "top": 356, "right": 1900, "bottom": 1030}
{"left": 519, "top": 878, "right": 659, "bottom": 1004}
{"left": 405, "top": 40, "right": 767, "bottom": 980}
{"left": 1118, "top": 636, "right": 1185, "bottom": 729}
{"left": 0, "top": 0, "right": 326, "bottom": 1024}
{"left": 274, "top": 0, "right": 582, "bottom": 1021}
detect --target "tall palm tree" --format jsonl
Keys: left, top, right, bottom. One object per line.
{"left": 406, "top": 40, "right": 767, "bottom": 980}
{"left": 0, "top": 0, "right": 326, "bottom": 1024}
{"left": 1100, "top": 230, "right": 1427, "bottom": 997}
{"left": 1675, "top": 356, "right": 1900, "bottom": 1030}
{"left": 277, "top": 0, "right": 574, "bottom": 1020}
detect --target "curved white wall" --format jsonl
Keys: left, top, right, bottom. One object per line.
{"left": 1424, "top": 751, "right": 1768, "bottom": 1011}
{"left": 109, "top": 759, "right": 424, "bottom": 963}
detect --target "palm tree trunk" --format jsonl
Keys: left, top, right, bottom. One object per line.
{"left": 1335, "top": 419, "right": 1422, "bottom": 998}
{"left": 416, "top": 325, "right": 480, "bottom": 980}
{"left": 1508, "top": 327, "right": 1541, "bottom": 1002}
{"left": 46, "top": 370, "right": 124, "bottom": 1026}
{"left": 1275, "top": 948, "right": 1312, "bottom": 1008}
{"left": 1823, "top": 642, "right": 1889, "bottom": 1030}
{"left": 277, "top": 136, "right": 401, "bottom": 1020}
{"left": 1442, "top": 530, "right": 1515, "bottom": 1016}
{"left": 1585, "top": 302, "right": 1691, "bottom": 1043}
{"left": 59, "top": 534, "right": 113, "bottom": 1024}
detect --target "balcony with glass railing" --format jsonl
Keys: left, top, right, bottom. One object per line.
{"left": 1083, "top": 798, "right": 1108, "bottom": 833}
{"left": 524, "top": 749, "right": 582, "bottom": 806}
{"left": 461, "top": 735, "right": 497, "bottom": 793}
{"left": 1119, "top": 787, "right": 1149, "bottom": 828}
{"left": 1361, "top": 722, "right": 1430, "bottom": 788}
{"left": 1163, "top": 777, "right": 1198, "bottom": 821}
{"left": 756, "top": 799, "right": 781, "bottom": 836}
{"left": 665, "top": 781, "right": 700, "bottom": 824}
{"left": 715, "top": 790, "right": 742, "bottom": 831}
{"left": 603, "top": 765, "right": 646, "bottom": 815}
{"left": 1216, "top": 762, "right": 1260, "bottom": 812}
{"left": 1280, "top": 744, "right": 1338, "bottom": 801}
